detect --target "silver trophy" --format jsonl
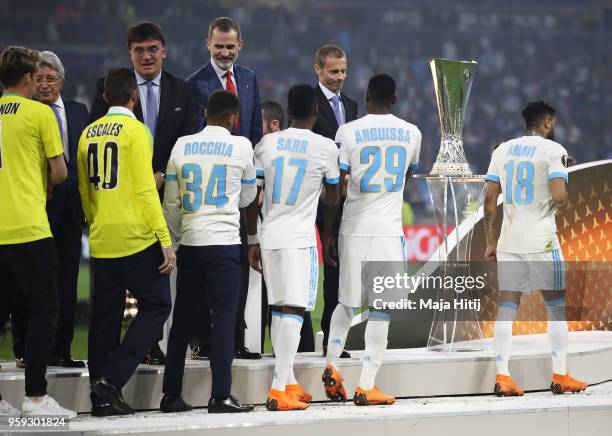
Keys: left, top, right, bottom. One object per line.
{"left": 430, "top": 58, "right": 477, "bottom": 176}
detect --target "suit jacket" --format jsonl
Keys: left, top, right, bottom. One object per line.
{"left": 187, "top": 61, "right": 263, "bottom": 146}
{"left": 312, "top": 84, "right": 359, "bottom": 141}
{"left": 89, "top": 70, "right": 200, "bottom": 173}
{"left": 47, "top": 99, "right": 89, "bottom": 228}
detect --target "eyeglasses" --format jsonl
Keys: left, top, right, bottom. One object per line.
{"left": 35, "top": 76, "right": 61, "bottom": 85}
{"left": 131, "top": 46, "right": 162, "bottom": 56}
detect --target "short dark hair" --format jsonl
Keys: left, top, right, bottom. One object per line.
{"left": 104, "top": 68, "right": 137, "bottom": 106}
{"left": 208, "top": 17, "right": 241, "bottom": 40}
{"left": 0, "top": 46, "right": 39, "bottom": 88}
{"left": 127, "top": 21, "right": 165, "bottom": 48}
{"left": 261, "top": 100, "right": 285, "bottom": 129}
{"left": 521, "top": 100, "right": 556, "bottom": 130}
{"left": 287, "top": 85, "right": 317, "bottom": 120}
{"left": 368, "top": 73, "right": 396, "bottom": 106}
{"left": 207, "top": 90, "right": 240, "bottom": 121}
{"left": 315, "top": 44, "right": 346, "bottom": 67}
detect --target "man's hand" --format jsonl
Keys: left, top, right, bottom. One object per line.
{"left": 159, "top": 246, "right": 176, "bottom": 274}
{"left": 323, "top": 233, "right": 338, "bottom": 267}
{"left": 485, "top": 244, "right": 497, "bottom": 262}
{"left": 154, "top": 171, "right": 165, "bottom": 190}
{"left": 248, "top": 244, "right": 262, "bottom": 273}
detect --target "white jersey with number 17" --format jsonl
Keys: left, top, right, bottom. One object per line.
{"left": 254, "top": 128, "right": 340, "bottom": 249}
{"left": 336, "top": 114, "right": 421, "bottom": 237}
{"left": 485, "top": 135, "right": 568, "bottom": 253}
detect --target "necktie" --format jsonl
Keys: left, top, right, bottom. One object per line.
{"left": 51, "top": 103, "right": 68, "bottom": 161}
{"left": 145, "top": 81, "right": 158, "bottom": 138}
{"left": 224, "top": 71, "right": 240, "bottom": 135}
{"left": 330, "top": 94, "right": 344, "bottom": 126}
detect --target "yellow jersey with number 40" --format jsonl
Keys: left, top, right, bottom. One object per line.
{"left": 77, "top": 107, "right": 171, "bottom": 258}
{"left": 0, "top": 93, "right": 64, "bottom": 245}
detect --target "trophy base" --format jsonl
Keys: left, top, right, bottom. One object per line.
{"left": 430, "top": 162, "right": 472, "bottom": 176}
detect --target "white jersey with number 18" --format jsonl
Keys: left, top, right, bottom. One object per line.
{"left": 336, "top": 114, "right": 421, "bottom": 237}
{"left": 485, "top": 135, "right": 568, "bottom": 253}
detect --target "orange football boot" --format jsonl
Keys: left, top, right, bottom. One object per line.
{"left": 550, "top": 373, "right": 587, "bottom": 394}
{"left": 286, "top": 384, "right": 312, "bottom": 403}
{"left": 322, "top": 364, "right": 347, "bottom": 402}
{"left": 265, "top": 389, "right": 309, "bottom": 411}
{"left": 353, "top": 386, "right": 395, "bottom": 406}
{"left": 494, "top": 374, "right": 524, "bottom": 397}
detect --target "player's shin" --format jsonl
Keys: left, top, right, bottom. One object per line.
{"left": 358, "top": 312, "right": 390, "bottom": 390}
{"left": 271, "top": 313, "right": 303, "bottom": 392}
{"left": 494, "top": 302, "right": 519, "bottom": 376}
{"left": 326, "top": 304, "right": 354, "bottom": 368}
{"left": 546, "top": 297, "right": 568, "bottom": 375}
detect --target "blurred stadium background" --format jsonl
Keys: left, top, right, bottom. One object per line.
{"left": 1, "top": 0, "right": 611, "bottom": 359}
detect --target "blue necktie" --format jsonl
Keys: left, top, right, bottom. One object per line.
{"left": 51, "top": 103, "right": 67, "bottom": 160}
{"left": 330, "top": 94, "right": 344, "bottom": 126}
{"left": 145, "top": 81, "right": 158, "bottom": 138}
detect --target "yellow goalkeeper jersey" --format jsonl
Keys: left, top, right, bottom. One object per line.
{"left": 0, "top": 93, "right": 64, "bottom": 245}
{"left": 77, "top": 106, "right": 171, "bottom": 258}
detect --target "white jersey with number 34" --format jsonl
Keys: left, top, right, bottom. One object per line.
{"left": 486, "top": 135, "right": 569, "bottom": 253}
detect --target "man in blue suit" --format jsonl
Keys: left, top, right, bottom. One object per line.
{"left": 12, "top": 51, "right": 89, "bottom": 368}
{"left": 187, "top": 17, "right": 263, "bottom": 360}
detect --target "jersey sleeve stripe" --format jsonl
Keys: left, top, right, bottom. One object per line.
{"left": 164, "top": 174, "right": 178, "bottom": 181}
{"left": 325, "top": 176, "right": 340, "bottom": 185}
{"left": 485, "top": 174, "right": 500, "bottom": 182}
{"left": 548, "top": 172, "right": 568, "bottom": 182}
{"left": 339, "top": 162, "right": 350, "bottom": 171}
{"left": 241, "top": 178, "right": 257, "bottom": 185}
{"left": 256, "top": 169, "right": 264, "bottom": 177}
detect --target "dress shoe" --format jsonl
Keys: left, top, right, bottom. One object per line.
{"left": 48, "top": 355, "right": 86, "bottom": 368}
{"left": 160, "top": 394, "right": 193, "bottom": 413}
{"left": 91, "top": 377, "right": 134, "bottom": 415}
{"left": 234, "top": 346, "right": 262, "bottom": 360}
{"left": 91, "top": 402, "right": 133, "bottom": 417}
{"left": 191, "top": 346, "right": 209, "bottom": 360}
{"left": 142, "top": 343, "right": 166, "bottom": 365}
{"left": 208, "top": 395, "right": 254, "bottom": 413}
{"left": 15, "top": 358, "right": 25, "bottom": 369}
{"left": 322, "top": 347, "right": 351, "bottom": 359}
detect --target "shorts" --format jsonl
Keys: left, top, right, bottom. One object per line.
{"left": 261, "top": 246, "right": 318, "bottom": 311}
{"left": 338, "top": 235, "right": 408, "bottom": 308}
{"left": 497, "top": 248, "right": 565, "bottom": 294}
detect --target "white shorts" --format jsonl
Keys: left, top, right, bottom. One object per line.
{"left": 261, "top": 246, "right": 318, "bottom": 311}
{"left": 497, "top": 249, "right": 565, "bottom": 294}
{"left": 338, "top": 235, "right": 408, "bottom": 308}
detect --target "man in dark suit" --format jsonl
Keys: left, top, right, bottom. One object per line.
{"left": 11, "top": 51, "right": 89, "bottom": 368}
{"left": 312, "top": 45, "right": 358, "bottom": 358}
{"left": 187, "top": 17, "right": 263, "bottom": 360}
{"left": 89, "top": 21, "right": 200, "bottom": 365}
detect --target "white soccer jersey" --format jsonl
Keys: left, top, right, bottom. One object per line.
{"left": 163, "top": 125, "right": 256, "bottom": 246}
{"left": 485, "top": 135, "right": 569, "bottom": 253}
{"left": 337, "top": 114, "right": 421, "bottom": 236}
{"left": 254, "top": 128, "right": 340, "bottom": 249}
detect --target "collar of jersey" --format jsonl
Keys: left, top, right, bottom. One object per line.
{"left": 1, "top": 92, "right": 20, "bottom": 97}
{"left": 203, "top": 125, "right": 231, "bottom": 135}
{"left": 107, "top": 106, "right": 136, "bottom": 119}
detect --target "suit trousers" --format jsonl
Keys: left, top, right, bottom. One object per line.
{"left": 163, "top": 244, "right": 241, "bottom": 399}
{"left": 0, "top": 238, "right": 59, "bottom": 397}
{"left": 88, "top": 242, "right": 171, "bottom": 404}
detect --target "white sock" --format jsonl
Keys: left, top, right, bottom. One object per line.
{"left": 358, "top": 312, "right": 389, "bottom": 390}
{"left": 270, "top": 310, "right": 282, "bottom": 353}
{"left": 326, "top": 304, "right": 354, "bottom": 369}
{"left": 546, "top": 298, "right": 568, "bottom": 375}
{"left": 271, "top": 314, "right": 303, "bottom": 391}
{"left": 494, "top": 302, "right": 519, "bottom": 376}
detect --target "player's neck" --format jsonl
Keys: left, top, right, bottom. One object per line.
{"left": 4, "top": 85, "right": 30, "bottom": 98}
{"left": 527, "top": 130, "right": 545, "bottom": 138}
{"left": 368, "top": 106, "right": 390, "bottom": 115}
{"left": 291, "top": 120, "right": 314, "bottom": 130}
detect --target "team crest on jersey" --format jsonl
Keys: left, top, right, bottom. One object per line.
{"left": 561, "top": 155, "right": 569, "bottom": 168}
